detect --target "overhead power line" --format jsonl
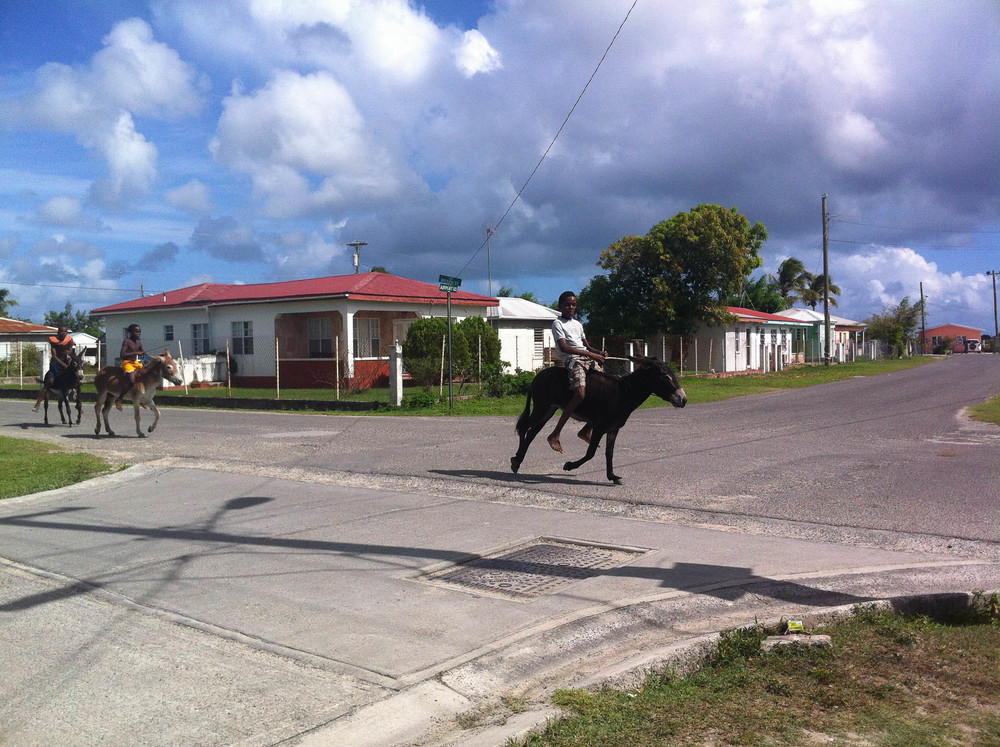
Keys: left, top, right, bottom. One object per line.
{"left": 455, "top": 0, "right": 639, "bottom": 278}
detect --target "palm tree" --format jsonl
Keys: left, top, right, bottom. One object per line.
{"left": 802, "top": 274, "right": 841, "bottom": 310}
{"left": 0, "top": 288, "right": 17, "bottom": 318}
{"left": 770, "top": 258, "right": 812, "bottom": 308}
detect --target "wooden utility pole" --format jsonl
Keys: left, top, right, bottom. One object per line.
{"left": 822, "top": 194, "right": 831, "bottom": 365}
{"left": 920, "top": 282, "right": 927, "bottom": 354}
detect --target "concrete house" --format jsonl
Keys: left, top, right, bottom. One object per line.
{"left": 687, "top": 307, "right": 813, "bottom": 374}
{"left": 91, "top": 273, "right": 498, "bottom": 389}
{"left": 777, "top": 308, "right": 867, "bottom": 362}
{"left": 487, "top": 297, "right": 559, "bottom": 373}
{"left": 919, "top": 323, "right": 984, "bottom": 354}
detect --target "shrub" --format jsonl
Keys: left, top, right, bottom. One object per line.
{"left": 481, "top": 361, "right": 536, "bottom": 398}
{"left": 402, "top": 318, "right": 470, "bottom": 387}
{"left": 403, "top": 391, "right": 439, "bottom": 409}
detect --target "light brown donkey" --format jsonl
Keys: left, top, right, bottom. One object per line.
{"left": 94, "top": 350, "right": 184, "bottom": 438}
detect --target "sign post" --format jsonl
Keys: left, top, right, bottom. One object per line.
{"left": 438, "top": 275, "right": 462, "bottom": 409}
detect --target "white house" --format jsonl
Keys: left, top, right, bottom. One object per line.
{"left": 685, "top": 307, "right": 813, "bottom": 374}
{"left": 487, "top": 297, "right": 559, "bottom": 373}
{"left": 91, "top": 273, "right": 498, "bottom": 389}
{"left": 778, "top": 308, "right": 867, "bottom": 362}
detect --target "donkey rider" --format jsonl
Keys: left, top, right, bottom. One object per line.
{"left": 32, "top": 325, "right": 76, "bottom": 413}
{"left": 115, "top": 323, "right": 148, "bottom": 411}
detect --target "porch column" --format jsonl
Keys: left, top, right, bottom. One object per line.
{"left": 344, "top": 310, "right": 356, "bottom": 378}
{"left": 388, "top": 343, "right": 404, "bottom": 406}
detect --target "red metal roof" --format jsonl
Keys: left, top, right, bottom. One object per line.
{"left": 0, "top": 317, "right": 56, "bottom": 334}
{"left": 726, "top": 306, "right": 811, "bottom": 324}
{"left": 91, "top": 272, "right": 498, "bottom": 314}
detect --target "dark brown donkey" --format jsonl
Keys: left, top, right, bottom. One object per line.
{"left": 94, "top": 351, "right": 183, "bottom": 438}
{"left": 43, "top": 352, "right": 84, "bottom": 426}
{"left": 510, "top": 355, "right": 686, "bottom": 484}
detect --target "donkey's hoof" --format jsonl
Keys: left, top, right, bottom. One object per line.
{"left": 610, "top": 475, "right": 623, "bottom": 485}
{"left": 510, "top": 456, "right": 521, "bottom": 474}
{"left": 562, "top": 461, "right": 575, "bottom": 472}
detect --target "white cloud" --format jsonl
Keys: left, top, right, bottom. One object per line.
{"left": 455, "top": 29, "right": 501, "bottom": 77}
{"left": 37, "top": 196, "right": 83, "bottom": 224}
{"left": 210, "top": 70, "right": 405, "bottom": 216}
{"left": 165, "top": 180, "right": 214, "bottom": 215}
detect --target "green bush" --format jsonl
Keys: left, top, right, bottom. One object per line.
{"left": 481, "top": 361, "right": 536, "bottom": 398}
{"left": 402, "top": 317, "right": 470, "bottom": 387}
{"left": 403, "top": 391, "right": 439, "bottom": 409}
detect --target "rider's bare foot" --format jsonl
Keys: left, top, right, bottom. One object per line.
{"left": 114, "top": 400, "right": 123, "bottom": 411}
{"left": 31, "top": 404, "right": 39, "bottom": 413}
{"left": 547, "top": 434, "right": 563, "bottom": 453}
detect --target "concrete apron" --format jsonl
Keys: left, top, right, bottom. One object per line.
{"left": 0, "top": 464, "right": 997, "bottom": 746}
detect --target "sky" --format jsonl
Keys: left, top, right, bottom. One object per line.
{"left": 1, "top": 0, "right": 998, "bottom": 334}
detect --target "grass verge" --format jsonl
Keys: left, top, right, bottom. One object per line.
{"left": 0, "top": 436, "right": 121, "bottom": 500}
{"left": 968, "top": 394, "right": 1000, "bottom": 427}
{"left": 517, "top": 595, "right": 1000, "bottom": 746}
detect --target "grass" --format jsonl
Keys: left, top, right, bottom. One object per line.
{"left": 516, "top": 596, "right": 1000, "bottom": 747}
{"left": 968, "top": 394, "right": 1000, "bottom": 427}
{"left": 0, "top": 435, "right": 121, "bottom": 500}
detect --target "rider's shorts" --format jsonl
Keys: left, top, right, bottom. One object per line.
{"left": 123, "top": 360, "right": 144, "bottom": 374}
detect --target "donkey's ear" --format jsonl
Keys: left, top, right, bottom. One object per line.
{"left": 163, "top": 349, "right": 169, "bottom": 355}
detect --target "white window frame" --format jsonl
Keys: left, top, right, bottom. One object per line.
{"left": 231, "top": 321, "right": 254, "bottom": 355}
{"left": 353, "top": 316, "right": 380, "bottom": 359}
{"left": 192, "top": 323, "right": 210, "bottom": 355}
{"left": 307, "top": 317, "right": 332, "bottom": 358}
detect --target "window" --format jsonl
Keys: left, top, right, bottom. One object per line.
{"left": 533, "top": 328, "right": 544, "bottom": 361}
{"left": 164, "top": 325, "right": 174, "bottom": 341}
{"left": 353, "top": 317, "right": 380, "bottom": 358}
{"left": 308, "top": 317, "right": 332, "bottom": 358}
{"left": 734, "top": 327, "right": 741, "bottom": 356}
{"left": 192, "top": 323, "right": 210, "bottom": 355}
{"left": 231, "top": 321, "right": 253, "bottom": 355}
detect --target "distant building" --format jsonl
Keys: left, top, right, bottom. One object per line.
{"left": 487, "top": 297, "right": 559, "bottom": 373}
{"left": 919, "top": 323, "right": 984, "bottom": 354}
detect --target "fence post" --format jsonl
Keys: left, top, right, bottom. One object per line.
{"left": 439, "top": 334, "right": 446, "bottom": 397}
{"left": 225, "top": 338, "right": 231, "bottom": 397}
{"left": 335, "top": 335, "right": 340, "bottom": 400}
{"left": 389, "top": 343, "right": 404, "bottom": 407}
{"left": 178, "top": 340, "right": 189, "bottom": 394}
{"left": 478, "top": 336, "right": 482, "bottom": 395}
{"left": 275, "top": 336, "right": 280, "bottom": 400}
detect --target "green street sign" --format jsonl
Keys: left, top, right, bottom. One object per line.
{"left": 438, "top": 274, "right": 462, "bottom": 292}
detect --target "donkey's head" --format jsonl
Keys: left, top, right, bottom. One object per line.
{"left": 629, "top": 355, "right": 687, "bottom": 407}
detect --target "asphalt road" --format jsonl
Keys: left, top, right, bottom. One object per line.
{"left": 6, "top": 354, "right": 999, "bottom": 552}
{"left": 0, "top": 354, "right": 998, "bottom": 745}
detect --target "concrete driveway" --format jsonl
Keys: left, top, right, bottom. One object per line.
{"left": 0, "top": 354, "right": 997, "bottom": 745}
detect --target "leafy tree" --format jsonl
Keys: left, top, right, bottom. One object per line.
{"left": 370, "top": 266, "right": 391, "bottom": 274}
{"left": 401, "top": 317, "right": 470, "bottom": 388}
{"left": 770, "top": 257, "right": 812, "bottom": 308}
{"left": 800, "top": 273, "right": 841, "bottom": 310}
{"left": 581, "top": 204, "right": 766, "bottom": 339}
{"left": 864, "top": 296, "right": 925, "bottom": 358}
{"left": 727, "top": 274, "right": 784, "bottom": 313}
{"left": 44, "top": 302, "right": 103, "bottom": 337}
{"left": 0, "top": 288, "right": 17, "bottom": 318}
{"left": 497, "top": 285, "right": 538, "bottom": 303}
{"left": 455, "top": 315, "right": 502, "bottom": 383}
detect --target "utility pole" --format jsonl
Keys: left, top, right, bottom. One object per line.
{"left": 822, "top": 194, "right": 831, "bottom": 365}
{"left": 988, "top": 270, "right": 999, "bottom": 351}
{"left": 920, "top": 282, "right": 927, "bottom": 355}
{"left": 485, "top": 228, "right": 495, "bottom": 297}
{"left": 346, "top": 241, "right": 368, "bottom": 274}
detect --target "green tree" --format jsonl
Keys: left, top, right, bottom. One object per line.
{"left": 0, "top": 288, "right": 17, "bottom": 318}
{"left": 800, "top": 274, "right": 841, "bottom": 310}
{"left": 455, "top": 315, "right": 501, "bottom": 376}
{"left": 582, "top": 205, "right": 766, "bottom": 340}
{"left": 44, "top": 302, "right": 103, "bottom": 337}
{"left": 864, "top": 296, "right": 925, "bottom": 358}
{"left": 770, "top": 257, "right": 812, "bottom": 308}
{"left": 727, "top": 274, "right": 784, "bottom": 313}
{"left": 401, "top": 317, "right": 470, "bottom": 388}
{"left": 497, "top": 285, "right": 538, "bottom": 303}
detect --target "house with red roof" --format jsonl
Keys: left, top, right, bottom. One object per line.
{"left": 91, "top": 273, "right": 498, "bottom": 389}
{"left": 919, "top": 323, "right": 984, "bottom": 354}
{"left": 678, "top": 307, "right": 813, "bottom": 374}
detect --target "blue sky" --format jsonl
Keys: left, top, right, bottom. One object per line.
{"left": 1, "top": 0, "right": 998, "bottom": 334}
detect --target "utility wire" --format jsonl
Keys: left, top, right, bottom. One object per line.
{"left": 455, "top": 0, "right": 639, "bottom": 278}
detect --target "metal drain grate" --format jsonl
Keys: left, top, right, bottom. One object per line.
{"left": 423, "top": 538, "right": 646, "bottom": 599}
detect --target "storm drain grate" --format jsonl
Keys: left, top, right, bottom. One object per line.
{"left": 423, "top": 538, "right": 646, "bottom": 599}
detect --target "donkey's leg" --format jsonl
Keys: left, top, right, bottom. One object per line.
{"left": 74, "top": 393, "right": 83, "bottom": 425}
{"left": 146, "top": 399, "right": 160, "bottom": 434}
{"left": 563, "top": 428, "right": 605, "bottom": 473}
{"left": 511, "top": 405, "right": 557, "bottom": 473}
{"left": 133, "top": 400, "right": 144, "bottom": 437}
{"left": 43, "top": 394, "right": 51, "bottom": 425}
{"left": 603, "top": 429, "right": 622, "bottom": 484}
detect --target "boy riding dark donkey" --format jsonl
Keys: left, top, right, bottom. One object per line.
{"left": 115, "top": 323, "right": 147, "bottom": 410}
{"left": 547, "top": 291, "right": 606, "bottom": 453}
{"left": 32, "top": 325, "right": 75, "bottom": 413}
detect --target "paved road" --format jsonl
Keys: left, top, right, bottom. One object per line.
{"left": 0, "top": 354, "right": 997, "bottom": 745}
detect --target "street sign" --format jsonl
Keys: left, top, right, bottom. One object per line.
{"left": 438, "top": 274, "right": 462, "bottom": 293}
